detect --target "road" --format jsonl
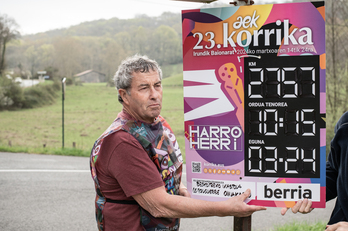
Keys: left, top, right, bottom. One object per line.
{"left": 0, "top": 152, "right": 335, "bottom": 230}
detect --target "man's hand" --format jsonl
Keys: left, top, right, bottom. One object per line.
{"left": 326, "top": 222, "right": 348, "bottom": 231}
{"left": 179, "top": 182, "right": 191, "bottom": 198}
{"left": 280, "top": 198, "right": 313, "bottom": 215}
{"left": 225, "top": 189, "right": 266, "bottom": 217}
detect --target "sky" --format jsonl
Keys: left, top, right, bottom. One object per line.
{"left": 0, "top": 0, "right": 287, "bottom": 35}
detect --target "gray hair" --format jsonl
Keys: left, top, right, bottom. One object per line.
{"left": 114, "top": 54, "right": 163, "bottom": 103}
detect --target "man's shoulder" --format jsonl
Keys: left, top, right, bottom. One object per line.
{"left": 97, "top": 131, "right": 143, "bottom": 160}
{"left": 335, "top": 112, "right": 348, "bottom": 133}
{"left": 104, "top": 130, "right": 136, "bottom": 145}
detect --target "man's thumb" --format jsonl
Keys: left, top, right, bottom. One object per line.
{"left": 281, "top": 207, "right": 289, "bottom": 216}
{"left": 242, "top": 189, "right": 251, "bottom": 200}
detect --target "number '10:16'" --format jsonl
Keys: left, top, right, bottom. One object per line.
{"left": 248, "top": 109, "right": 316, "bottom": 136}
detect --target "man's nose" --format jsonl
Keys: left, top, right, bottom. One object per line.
{"left": 149, "top": 86, "right": 161, "bottom": 99}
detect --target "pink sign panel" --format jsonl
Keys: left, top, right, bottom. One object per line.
{"left": 182, "top": 1, "right": 326, "bottom": 208}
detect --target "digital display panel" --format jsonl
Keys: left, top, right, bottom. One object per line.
{"left": 244, "top": 55, "right": 322, "bottom": 178}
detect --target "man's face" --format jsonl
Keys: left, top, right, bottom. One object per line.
{"left": 121, "top": 70, "right": 162, "bottom": 123}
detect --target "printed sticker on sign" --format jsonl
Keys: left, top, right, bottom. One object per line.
{"left": 192, "top": 178, "right": 255, "bottom": 199}
{"left": 257, "top": 183, "right": 321, "bottom": 201}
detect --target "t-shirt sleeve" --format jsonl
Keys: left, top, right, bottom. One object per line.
{"left": 106, "top": 132, "right": 164, "bottom": 197}
{"left": 326, "top": 112, "right": 348, "bottom": 202}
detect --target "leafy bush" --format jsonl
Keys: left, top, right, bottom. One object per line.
{"left": 0, "top": 76, "right": 61, "bottom": 110}
{"left": 65, "top": 77, "right": 74, "bottom": 85}
{"left": 22, "top": 82, "right": 60, "bottom": 108}
{"left": 4, "top": 82, "right": 24, "bottom": 107}
{"left": 0, "top": 77, "right": 23, "bottom": 109}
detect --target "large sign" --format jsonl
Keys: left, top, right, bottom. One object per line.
{"left": 182, "top": 1, "right": 326, "bottom": 208}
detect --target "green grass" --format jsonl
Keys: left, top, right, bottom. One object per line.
{"left": 162, "top": 73, "right": 184, "bottom": 87}
{"left": 161, "top": 63, "right": 183, "bottom": 78}
{"left": 0, "top": 75, "right": 185, "bottom": 158}
{"left": 270, "top": 221, "right": 327, "bottom": 231}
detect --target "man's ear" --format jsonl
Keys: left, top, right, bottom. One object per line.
{"left": 119, "top": 89, "right": 129, "bottom": 105}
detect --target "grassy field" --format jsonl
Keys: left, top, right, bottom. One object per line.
{"left": 270, "top": 221, "right": 326, "bottom": 231}
{"left": 0, "top": 74, "right": 185, "bottom": 157}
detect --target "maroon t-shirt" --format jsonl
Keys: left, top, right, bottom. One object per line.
{"left": 95, "top": 130, "right": 164, "bottom": 230}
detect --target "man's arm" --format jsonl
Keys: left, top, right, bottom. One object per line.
{"left": 326, "top": 147, "right": 339, "bottom": 202}
{"left": 133, "top": 186, "right": 266, "bottom": 218}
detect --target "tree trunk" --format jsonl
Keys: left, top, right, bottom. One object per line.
{"left": 0, "top": 36, "right": 7, "bottom": 75}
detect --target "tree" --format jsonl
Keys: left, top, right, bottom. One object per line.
{"left": 134, "top": 26, "right": 149, "bottom": 55}
{"left": 24, "top": 45, "right": 39, "bottom": 78}
{"left": 321, "top": 0, "right": 348, "bottom": 126}
{"left": 151, "top": 25, "right": 181, "bottom": 65}
{"left": 38, "top": 44, "right": 55, "bottom": 70}
{"left": 0, "top": 14, "right": 20, "bottom": 75}
{"left": 53, "top": 37, "right": 83, "bottom": 78}
{"left": 100, "top": 38, "right": 127, "bottom": 81}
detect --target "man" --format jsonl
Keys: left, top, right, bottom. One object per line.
{"left": 324, "top": 111, "right": 348, "bottom": 231}
{"left": 90, "top": 55, "right": 266, "bottom": 231}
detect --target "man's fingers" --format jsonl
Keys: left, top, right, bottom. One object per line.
{"left": 281, "top": 200, "right": 313, "bottom": 216}
{"left": 326, "top": 223, "right": 340, "bottom": 231}
{"left": 281, "top": 207, "right": 289, "bottom": 216}
{"left": 298, "top": 199, "right": 313, "bottom": 213}
{"left": 179, "top": 188, "right": 191, "bottom": 198}
{"left": 326, "top": 222, "right": 348, "bottom": 231}
{"left": 303, "top": 199, "right": 313, "bottom": 213}
{"left": 183, "top": 190, "right": 191, "bottom": 198}
{"left": 235, "top": 204, "right": 266, "bottom": 217}
{"left": 241, "top": 188, "right": 251, "bottom": 201}
{"left": 291, "top": 200, "right": 302, "bottom": 213}
{"left": 290, "top": 199, "right": 313, "bottom": 214}
{"left": 252, "top": 205, "right": 267, "bottom": 211}
{"left": 326, "top": 224, "right": 335, "bottom": 231}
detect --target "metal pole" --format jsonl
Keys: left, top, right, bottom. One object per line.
{"left": 230, "top": 0, "right": 253, "bottom": 227}
{"left": 234, "top": 216, "right": 251, "bottom": 231}
{"left": 62, "top": 78, "right": 66, "bottom": 148}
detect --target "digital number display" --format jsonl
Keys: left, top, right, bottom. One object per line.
{"left": 244, "top": 55, "right": 322, "bottom": 178}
